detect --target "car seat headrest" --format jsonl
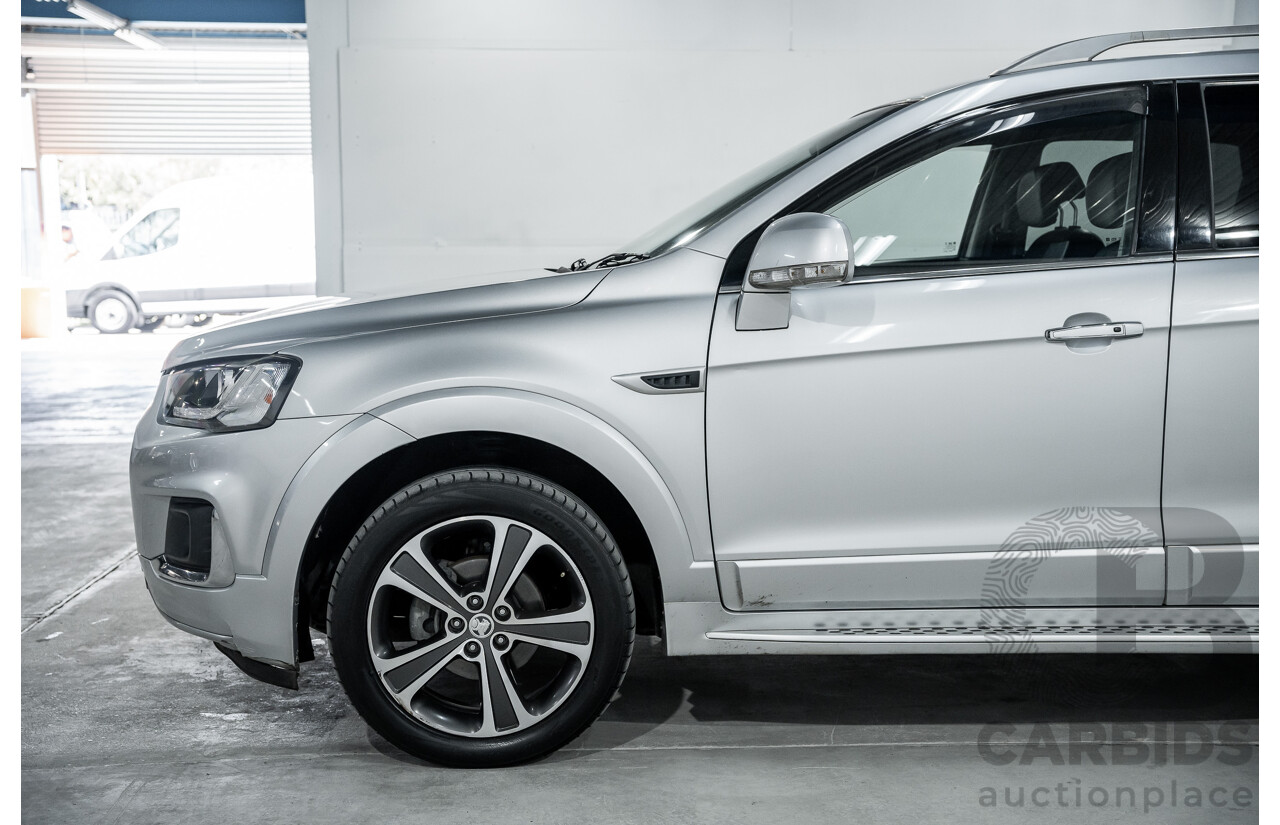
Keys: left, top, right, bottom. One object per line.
{"left": 1016, "top": 162, "right": 1087, "bottom": 228}
{"left": 1085, "top": 152, "right": 1133, "bottom": 230}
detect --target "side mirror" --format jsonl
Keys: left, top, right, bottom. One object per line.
{"left": 737, "top": 213, "right": 854, "bottom": 331}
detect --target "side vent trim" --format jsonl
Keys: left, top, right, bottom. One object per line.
{"left": 612, "top": 368, "right": 705, "bottom": 395}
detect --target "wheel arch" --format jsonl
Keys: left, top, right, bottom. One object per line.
{"left": 82, "top": 281, "right": 143, "bottom": 310}
{"left": 289, "top": 389, "right": 693, "bottom": 653}
{"left": 297, "top": 430, "right": 666, "bottom": 640}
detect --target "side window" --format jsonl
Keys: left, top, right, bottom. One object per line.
{"left": 832, "top": 146, "right": 990, "bottom": 265}
{"left": 822, "top": 92, "right": 1144, "bottom": 271}
{"left": 1036, "top": 140, "right": 1134, "bottom": 250}
{"left": 103, "top": 208, "right": 181, "bottom": 261}
{"left": 1203, "top": 83, "right": 1258, "bottom": 249}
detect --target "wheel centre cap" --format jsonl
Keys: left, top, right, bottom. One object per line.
{"left": 468, "top": 614, "right": 494, "bottom": 638}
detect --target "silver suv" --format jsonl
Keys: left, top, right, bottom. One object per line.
{"left": 131, "top": 27, "right": 1259, "bottom": 767}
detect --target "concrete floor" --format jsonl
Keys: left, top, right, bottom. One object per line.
{"left": 22, "top": 331, "right": 1258, "bottom": 824}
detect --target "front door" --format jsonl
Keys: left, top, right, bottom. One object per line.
{"left": 706, "top": 86, "right": 1175, "bottom": 611}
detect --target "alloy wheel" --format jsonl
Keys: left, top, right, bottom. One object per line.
{"left": 364, "top": 515, "right": 595, "bottom": 738}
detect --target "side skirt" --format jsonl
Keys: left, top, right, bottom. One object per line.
{"left": 663, "top": 602, "right": 1258, "bottom": 655}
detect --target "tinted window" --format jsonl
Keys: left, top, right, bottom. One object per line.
{"left": 104, "top": 208, "right": 180, "bottom": 261}
{"left": 1204, "top": 83, "right": 1258, "bottom": 249}
{"left": 820, "top": 92, "right": 1144, "bottom": 271}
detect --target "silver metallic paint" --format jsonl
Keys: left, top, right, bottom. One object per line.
{"left": 744, "top": 212, "right": 855, "bottom": 288}
{"left": 737, "top": 212, "right": 858, "bottom": 331}
{"left": 718, "top": 547, "right": 1166, "bottom": 611}
{"left": 161, "top": 267, "right": 608, "bottom": 373}
{"left": 131, "top": 412, "right": 360, "bottom": 574}
{"left": 131, "top": 46, "right": 1259, "bottom": 669}
{"left": 993, "top": 26, "right": 1258, "bottom": 76}
{"left": 371, "top": 387, "right": 714, "bottom": 599}
{"left": 1162, "top": 255, "right": 1259, "bottom": 545}
{"left": 707, "top": 262, "right": 1172, "bottom": 571}
{"left": 135, "top": 413, "right": 413, "bottom": 665}
{"left": 1165, "top": 545, "right": 1259, "bottom": 605}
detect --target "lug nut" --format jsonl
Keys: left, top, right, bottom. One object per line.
{"left": 464, "top": 641, "right": 482, "bottom": 658}
{"left": 492, "top": 634, "right": 509, "bottom": 651}
{"left": 466, "top": 594, "right": 484, "bottom": 611}
{"left": 494, "top": 605, "right": 511, "bottom": 621}
{"left": 447, "top": 617, "right": 465, "bottom": 633}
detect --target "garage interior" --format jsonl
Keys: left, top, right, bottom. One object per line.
{"left": 19, "top": 1, "right": 1259, "bottom": 822}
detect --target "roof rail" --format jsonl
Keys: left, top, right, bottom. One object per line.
{"left": 994, "top": 25, "right": 1258, "bottom": 76}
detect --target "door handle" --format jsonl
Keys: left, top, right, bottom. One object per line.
{"left": 1045, "top": 322, "right": 1144, "bottom": 342}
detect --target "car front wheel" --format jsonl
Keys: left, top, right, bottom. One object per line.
{"left": 328, "top": 468, "right": 634, "bottom": 767}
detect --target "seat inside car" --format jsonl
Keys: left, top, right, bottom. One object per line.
{"left": 1016, "top": 161, "right": 1103, "bottom": 259}
{"left": 1083, "top": 152, "right": 1133, "bottom": 257}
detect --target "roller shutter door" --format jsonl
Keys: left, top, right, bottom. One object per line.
{"left": 22, "top": 34, "right": 310, "bottom": 155}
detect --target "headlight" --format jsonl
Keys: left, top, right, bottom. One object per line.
{"left": 160, "top": 356, "right": 300, "bottom": 432}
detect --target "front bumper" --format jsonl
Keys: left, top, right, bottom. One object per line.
{"left": 131, "top": 407, "right": 360, "bottom": 665}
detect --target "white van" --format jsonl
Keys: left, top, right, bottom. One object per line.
{"left": 63, "top": 175, "right": 316, "bottom": 333}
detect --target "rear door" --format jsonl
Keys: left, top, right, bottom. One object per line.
{"left": 705, "top": 85, "right": 1177, "bottom": 611}
{"left": 1161, "top": 80, "right": 1259, "bottom": 605}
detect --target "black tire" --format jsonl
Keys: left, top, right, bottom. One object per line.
{"left": 136, "top": 315, "right": 164, "bottom": 332}
{"left": 328, "top": 468, "right": 635, "bottom": 767}
{"left": 86, "top": 289, "right": 139, "bottom": 334}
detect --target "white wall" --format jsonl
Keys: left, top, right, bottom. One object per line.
{"left": 306, "top": 0, "right": 1250, "bottom": 296}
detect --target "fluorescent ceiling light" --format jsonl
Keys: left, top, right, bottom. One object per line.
{"left": 114, "top": 26, "right": 165, "bottom": 50}
{"left": 65, "top": 0, "right": 165, "bottom": 50}
{"left": 65, "top": 0, "right": 124, "bottom": 30}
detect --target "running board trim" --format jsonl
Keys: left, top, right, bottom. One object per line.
{"left": 708, "top": 624, "right": 1258, "bottom": 643}
{"left": 663, "top": 602, "right": 1259, "bottom": 655}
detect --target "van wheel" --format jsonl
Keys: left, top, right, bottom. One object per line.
{"left": 87, "top": 289, "right": 139, "bottom": 334}
{"left": 327, "top": 468, "right": 635, "bottom": 767}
